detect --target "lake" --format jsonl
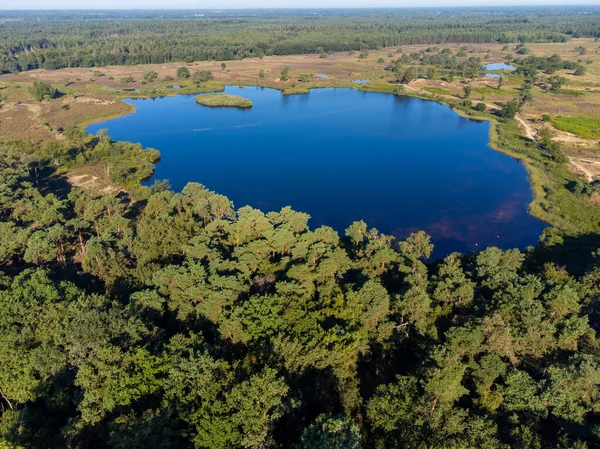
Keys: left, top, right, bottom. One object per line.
{"left": 87, "top": 86, "right": 546, "bottom": 258}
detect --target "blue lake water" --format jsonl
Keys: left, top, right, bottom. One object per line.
{"left": 485, "top": 63, "right": 516, "bottom": 71}
{"left": 87, "top": 86, "right": 546, "bottom": 258}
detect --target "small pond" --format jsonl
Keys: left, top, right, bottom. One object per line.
{"left": 485, "top": 62, "right": 516, "bottom": 71}
{"left": 87, "top": 86, "right": 546, "bottom": 258}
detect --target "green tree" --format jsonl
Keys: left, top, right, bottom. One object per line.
{"left": 143, "top": 71, "right": 158, "bottom": 83}
{"left": 299, "top": 414, "right": 362, "bottom": 449}
{"left": 29, "top": 81, "right": 58, "bottom": 101}
{"left": 548, "top": 75, "right": 566, "bottom": 91}
{"left": 427, "top": 66, "right": 437, "bottom": 80}
{"left": 176, "top": 67, "right": 190, "bottom": 79}
{"left": 399, "top": 66, "right": 417, "bottom": 83}
{"left": 192, "top": 70, "right": 214, "bottom": 86}
{"left": 499, "top": 99, "right": 521, "bottom": 119}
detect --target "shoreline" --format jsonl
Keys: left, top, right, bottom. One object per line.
{"left": 34, "top": 71, "right": 600, "bottom": 236}
{"left": 83, "top": 82, "right": 558, "bottom": 233}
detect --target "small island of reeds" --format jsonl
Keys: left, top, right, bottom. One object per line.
{"left": 194, "top": 93, "right": 252, "bottom": 108}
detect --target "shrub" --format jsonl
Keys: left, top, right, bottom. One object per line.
{"left": 29, "top": 81, "right": 58, "bottom": 101}
{"left": 192, "top": 70, "right": 213, "bottom": 85}
{"left": 393, "top": 86, "right": 405, "bottom": 96}
{"left": 143, "top": 71, "right": 158, "bottom": 83}
{"left": 499, "top": 99, "right": 521, "bottom": 119}
{"left": 177, "top": 67, "right": 190, "bottom": 79}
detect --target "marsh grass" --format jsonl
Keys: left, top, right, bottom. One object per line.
{"left": 553, "top": 89, "right": 585, "bottom": 97}
{"left": 195, "top": 93, "right": 252, "bottom": 108}
{"left": 550, "top": 116, "right": 600, "bottom": 140}
{"left": 474, "top": 86, "right": 518, "bottom": 96}
{"left": 423, "top": 87, "right": 455, "bottom": 96}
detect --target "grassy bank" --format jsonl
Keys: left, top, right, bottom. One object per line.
{"left": 488, "top": 119, "right": 600, "bottom": 234}
{"left": 195, "top": 93, "right": 252, "bottom": 108}
{"left": 550, "top": 116, "right": 600, "bottom": 140}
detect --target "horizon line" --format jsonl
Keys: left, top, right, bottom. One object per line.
{"left": 2, "top": 4, "right": 600, "bottom": 10}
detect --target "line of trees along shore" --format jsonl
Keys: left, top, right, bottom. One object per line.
{"left": 0, "top": 135, "right": 600, "bottom": 448}
{"left": 1, "top": 7, "right": 600, "bottom": 73}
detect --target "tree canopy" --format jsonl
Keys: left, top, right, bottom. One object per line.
{"left": 1, "top": 7, "right": 599, "bottom": 73}
{"left": 0, "top": 136, "right": 599, "bottom": 448}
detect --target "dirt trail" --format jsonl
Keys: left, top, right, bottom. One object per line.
{"left": 516, "top": 116, "right": 536, "bottom": 141}
{"left": 513, "top": 115, "right": 597, "bottom": 182}
{"left": 569, "top": 159, "right": 595, "bottom": 182}
{"left": 569, "top": 157, "right": 600, "bottom": 182}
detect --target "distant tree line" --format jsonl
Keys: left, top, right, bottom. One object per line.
{"left": 1, "top": 6, "right": 600, "bottom": 73}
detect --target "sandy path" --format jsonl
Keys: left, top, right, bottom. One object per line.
{"left": 569, "top": 159, "right": 594, "bottom": 182}
{"left": 516, "top": 116, "right": 536, "bottom": 141}
{"left": 513, "top": 114, "right": 596, "bottom": 181}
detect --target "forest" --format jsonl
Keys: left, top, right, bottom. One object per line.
{"left": 0, "top": 129, "right": 600, "bottom": 448}
{"left": 1, "top": 6, "right": 600, "bottom": 72}
{"left": 1, "top": 5, "right": 600, "bottom": 449}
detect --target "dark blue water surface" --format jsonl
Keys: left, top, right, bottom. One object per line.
{"left": 87, "top": 86, "right": 546, "bottom": 258}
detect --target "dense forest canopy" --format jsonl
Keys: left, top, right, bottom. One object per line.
{"left": 0, "top": 130, "right": 600, "bottom": 448}
{"left": 1, "top": 7, "right": 600, "bottom": 72}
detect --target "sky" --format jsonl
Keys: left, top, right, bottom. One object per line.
{"left": 3, "top": 0, "right": 600, "bottom": 10}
